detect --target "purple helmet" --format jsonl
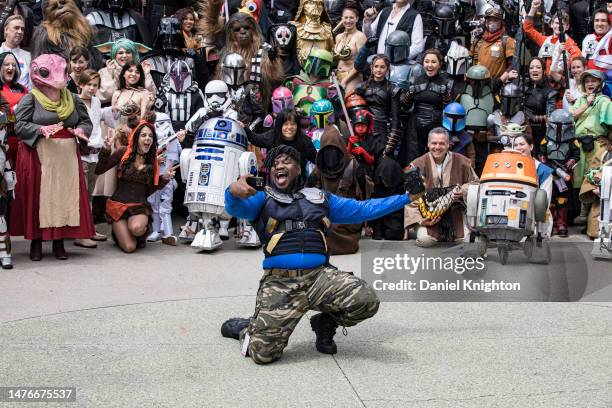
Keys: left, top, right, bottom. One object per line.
{"left": 271, "top": 86, "right": 294, "bottom": 113}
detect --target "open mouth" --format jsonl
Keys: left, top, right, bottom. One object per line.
{"left": 275, "top": 170, "right": 288, "bottom": 184}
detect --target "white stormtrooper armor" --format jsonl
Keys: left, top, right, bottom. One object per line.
{"left": 178, "top": 115, "right": 258, "bottom": 251}
{"left": 147, "top": 113, "right": 181, "bottom": 245}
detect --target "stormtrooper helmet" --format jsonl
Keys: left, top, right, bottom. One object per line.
{"left": 204, "top": 80, "right": 230, "bottom": 112}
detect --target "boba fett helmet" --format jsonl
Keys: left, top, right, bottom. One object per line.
{"left": 384, "top": 30, "right": 410, "bottom": 64}
{"left": 303, "top": 49, "right": 333, "bottom": 78}
{"left": 311, "top": 98, "right": 335, "bottom": 129}
{"left": 546, "top": 109, "right": 575, "bottom": 143}
{"left": 466, "top": 65, "right": 491, "bottom": 98}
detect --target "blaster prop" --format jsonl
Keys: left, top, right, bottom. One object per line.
{"left": 556, "top": 3, "right": 570, "bottom": 84}
{"left": 157, "top": 133, "right": 179, "bottom": 155}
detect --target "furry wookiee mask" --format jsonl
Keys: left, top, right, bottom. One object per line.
{"left": 226, "top": 12, "right": 261, "bottom": 51}
{"left": 31, "top": 54, "right": 68, "bottom": 90}
{"left": 42, "top": 0, "right": 92, "bottom": 48}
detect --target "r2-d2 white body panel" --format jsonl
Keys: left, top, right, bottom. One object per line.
{"left": 593, "top": 163, "right": 612, "bottom": 260}
{"left": 183, "top": 117, "right": 248, "bottom": 217}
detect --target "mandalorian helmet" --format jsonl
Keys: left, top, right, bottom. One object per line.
{"left": 271, "top": 86, "right": 294, "bottom": 113}
{"left": 303, "top": 48, "right": 333, "bottom": 78}
{"left": 168, "top": 60, "right": 193, "bottom": 93}
{"left": 154, "top": 17, "right": 186, "bottom": 50}
{"left": 500, "top": 83, "right": 522, "bottom": 117}
{"left": 384, "top": 30, "right": 410, "bottom": 64}
{"left": 204, "top": 80, "right": 230, "bottom": 112}
{"left": 445, "top": 42, "right": 471, "bottom": 76}
{"left": 546, "top": 109, "right": 575, "bottom": 143}
{"left": 466, "top": 65, "right": 491, "bottom": 97}
{"left": 310, "top": 99, "right": 334, "bottom": 129}
{"left": 221, "top": 53, "right": 247, "bottom": 87}
{"left": 442, "top": 102, "right": 466, "bottom": 133}
{"left": 433, "top": 3, "right": 456, "bottom": 37}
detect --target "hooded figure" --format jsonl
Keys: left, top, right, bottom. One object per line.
{"left": 268, "top": 23, "right": 301, "bottom": 77}
{"left": 311, "top": 125, "right": 372, "bottom": 254}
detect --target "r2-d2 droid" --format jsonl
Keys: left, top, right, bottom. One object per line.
{"left": 592, "top": 153, "right": 612, "bottom": 260}
{"left": 179, "top": 117, "right": 258, "bottom": 250}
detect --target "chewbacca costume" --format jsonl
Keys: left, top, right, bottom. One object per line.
{"left": 31, "top": 0, "right": 104, "bottom": 69}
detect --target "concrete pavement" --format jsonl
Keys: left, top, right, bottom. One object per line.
{"left": 1, "top": 234, "right": 611, "bottom": 407}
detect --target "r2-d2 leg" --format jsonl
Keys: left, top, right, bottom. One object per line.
{"left": 235, "top": 151, "right": 261, "bottom": 247}
{"left": 191, "top": 216, "right": 223, "bottom": 251}
{"left": 0, "top": 215, "right": 12, "bottom": 269}
{"left": 593, "top": 164, "right": 612, "bottom": 260}
{"left": 179, "top": 214, "right": 202, "bottom": 243}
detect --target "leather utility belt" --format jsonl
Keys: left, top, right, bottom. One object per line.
{"left": 276, "top": 220, "right": 325, "bottom": 233}
{"left": 266, "top": 267, "right": 319, "bottom": 278}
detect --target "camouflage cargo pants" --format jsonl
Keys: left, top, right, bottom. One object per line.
{"left": 240, "top": 265, "right": 380, "bottom": 364}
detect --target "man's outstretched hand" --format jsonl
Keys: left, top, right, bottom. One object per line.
{"left": 229, "top": 175, "right": 258, "bottom": 199}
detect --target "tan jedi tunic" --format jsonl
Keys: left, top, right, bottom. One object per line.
{"left": 405, "top": 152, "right": 478, "bottom": 240}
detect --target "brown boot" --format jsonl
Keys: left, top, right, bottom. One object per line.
{"left": 52, "top": 239, "right": 68, "bottom": 260}
{"left": 30, "top": 238, "right": 42, "bottom": 261}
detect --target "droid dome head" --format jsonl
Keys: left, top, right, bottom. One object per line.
{"left": 221, "top": 53, "right": 247, "bottom": 87}
{"left": 546, "top": 109, "right": 575, "bottom": 143}
{"left": 204, "top": 80, "right": 230, "bottom": 113}
{"left": 310, "top": 99, "right": 334, "bottom": 129}
{"left": 271, "top": 86, "right": 294, "bottom": 113}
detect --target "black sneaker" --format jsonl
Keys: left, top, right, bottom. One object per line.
{"left": 221, "top": 317, "right": 251, "bottom": 340}
{"left": 310, "top": 313, "right": 339, "bottom": 355}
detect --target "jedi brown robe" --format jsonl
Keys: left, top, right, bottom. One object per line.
{"left": 404, "top": 151, "right": 478, "bottom": 241}
{"left": 312, "top": 125, "right": 372, "bottom": 254}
